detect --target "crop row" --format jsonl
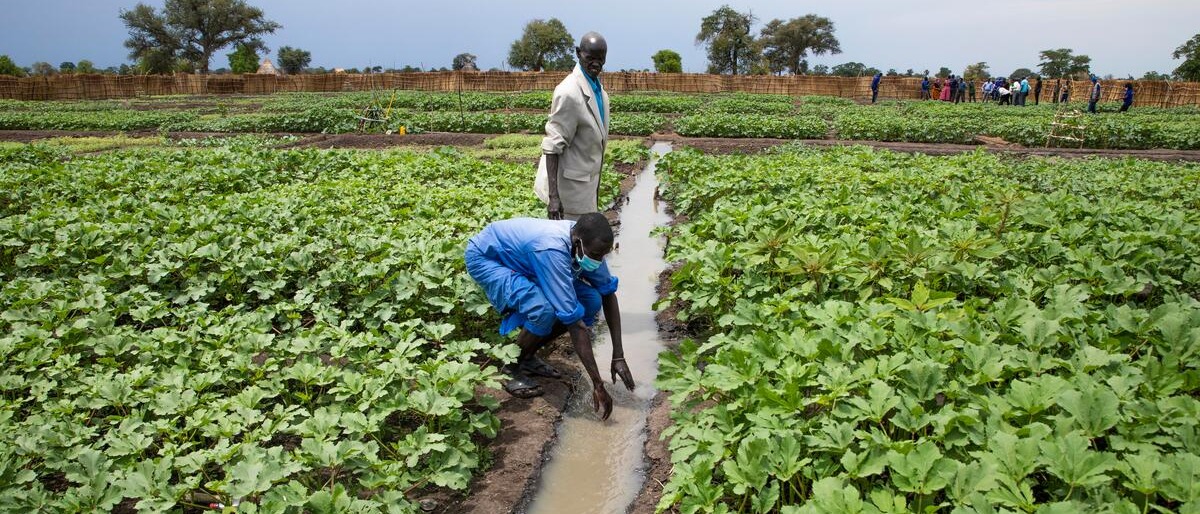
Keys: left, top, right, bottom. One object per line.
{"left": 4, "top": 92, "right": 1200, "bottom": 148}
{"left": 654, "top": 146, "right": 1200, "bottom": 513}
{"left": 0, "top": 143, "right": 625, "bottom": 513}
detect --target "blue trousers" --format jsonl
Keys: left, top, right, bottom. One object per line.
{"left": 465, "top": 246, "right": 602, "bottom": 337}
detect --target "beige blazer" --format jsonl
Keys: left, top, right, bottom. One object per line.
{"left": 541, "top": 65, "right": 610, "bottom": 217}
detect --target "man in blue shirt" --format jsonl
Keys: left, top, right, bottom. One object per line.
{"left": 870, "top": 73, "right": 881, "bottom": 103}
{"left": 1119, "top": 82, "right": 1134, "bottom": 112}
{"left": 920, "top": 77, "right": 930, "bottom": 100}
{"left": 464, "top": 213, "right": 633, "bottom": 419}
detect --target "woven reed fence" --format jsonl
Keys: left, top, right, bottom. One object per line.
{"left": 2, "top": 72, "right": 1198, "bottom": 108}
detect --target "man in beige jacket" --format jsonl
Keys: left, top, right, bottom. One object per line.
{"left": 543, "top": 32, "right": 609, "bottom": 221}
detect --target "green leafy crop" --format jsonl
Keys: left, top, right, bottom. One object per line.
{"left": 654, "top": 145, "right": 1200, "bottom": 513}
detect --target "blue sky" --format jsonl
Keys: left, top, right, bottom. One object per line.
{"left": 3, "top": 0, "right": 1197, "bottom": 77}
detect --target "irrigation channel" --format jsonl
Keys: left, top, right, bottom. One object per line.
{"left": 526, "top": 142, "right": 673, "bottom": 514}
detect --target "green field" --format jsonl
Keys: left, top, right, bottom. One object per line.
{"left": 2, "top": 91, "right": 1199, "bottom": 149}
{"left": 0, "top": 139, "right": 637, "bottom": 512}
{"left": 655, "top": 146, "right": 1200, "bottom": 513}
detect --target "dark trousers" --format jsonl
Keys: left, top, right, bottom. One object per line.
{"left": 1034, "top": 91, "right": 1040, "bottom": 105}
{"left": 871, "top": 88, "right": 878, "bottom": 103}
{"left": 1000, "top": 94, "right": 1011, "bottom": 105}
{"left": 1119, "top": 101, "right": 1131, "bottom": 112}
{"left": 1088, "top": 100, "right": 1098, "bottom": 113}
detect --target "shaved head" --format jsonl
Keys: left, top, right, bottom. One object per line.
{"left": 576, "top": 31, "right": 607, "bottom": 78}
{"left": 579, "top": 32, "right": 607, "bottom": 52}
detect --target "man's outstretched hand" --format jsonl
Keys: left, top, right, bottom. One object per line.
{"left": 592, "top": 385, "right": 613, "bottom": 420}
{"left": 611, "top": 359, "right": 635, "bottom": 391}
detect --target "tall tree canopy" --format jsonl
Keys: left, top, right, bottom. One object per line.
{"left": 120, "top": 0, "right": 280, "bottom": 74}
{"left": 831, "top": 62, "right": 878, "bottom": 77}
{"left": 227, "top": 43, "right": 259, "bottom": 73}
{"left": 758, "top": 14, "right": 840, "bottom": 75}
{"left": 962, "top": 62, "right": 990, "bottom": 80}
{"left": 507, "top": 19, "right": 574, "bottom": 72}
{"left": 652, "top": 50, "right": 683, "bottom": 73}
{"left": 1038, "top": 48, "right": 1091, "bottom": 79}
{"left": 696, "top": 5, "right": 757, "bottom": 75}
{"left": 0, "top": 56, "right": 25, "bottom": 77}
{"left": 452, "top": 53, "right": 478, "bottom": 71}
{"left": 277, "top": 46, "right": 311, "bottom": 74}
{"left": 1173, "top": 33, "right": 1200, "bottom": 82}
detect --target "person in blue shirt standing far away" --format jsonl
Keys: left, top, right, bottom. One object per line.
{"left": 1088, "top": 75, "right": 1102, "bottom": 113}
{"left": 1119, "top": 82, "right": 1134, "bottom": 112}
{"left": 920, "top": 76, "right": 930, "bottom": 100}
{"left": 870, "top": 72, "right": 882, "bottom": 103}
{"left": 464, "top": 213, "right": 635, "bottom": 420}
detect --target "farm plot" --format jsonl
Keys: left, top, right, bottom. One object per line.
{"left": 0, "top": 140, "right": 629, "bottom": 512}
{"left": 654, "top": 146, "right": 1200, "bottom": 513}
{"left": 4, "top": 92, "right": 1200, "bottom": 150}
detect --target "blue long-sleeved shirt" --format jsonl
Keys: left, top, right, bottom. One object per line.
{"left": 467, "top": 218, "right": 618, "bottom": 326}
{"left": 1124, "top": 87, "right": 1134, "bottom": 104}
{"left": 871, "top": 74, "right": 881, "bottom": 89}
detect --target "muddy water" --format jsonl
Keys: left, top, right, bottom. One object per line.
{"left": 526, "top": 142, "right": 673, "bottom": 514}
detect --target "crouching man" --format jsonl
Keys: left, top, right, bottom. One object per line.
{"left": 464, "top": 213, "right": 634, "bottom": 420}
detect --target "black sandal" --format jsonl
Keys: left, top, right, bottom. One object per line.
{"left": 502, "top": 372, "right": 543, "bottom": 399}
{"left": 519, "top": 356, "right": 562, "bottom": 379}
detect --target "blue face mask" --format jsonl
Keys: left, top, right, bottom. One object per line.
{"left": 577, "top": 254, "right": 603, "bottom": 272}
{"left": 574, "top": 243, "right": 604, "bottom": 272}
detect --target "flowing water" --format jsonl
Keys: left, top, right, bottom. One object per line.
{"left": 526, "top": 142, "right": 673, "bottom": 514}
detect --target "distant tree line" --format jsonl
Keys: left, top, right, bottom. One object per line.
{"left": 2, "top": 0, "right": 1199, "bottom": 80}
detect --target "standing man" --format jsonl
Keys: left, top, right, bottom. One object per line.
{"left": 920, "top": 76, "right": 930, "bottom": 100}
{"left": 1034, "top": 76, "right": 1043, "bottom": 105}
{"left": 464, "top": 214, "right": 635, "bottom": 419}
{"left": 968, "top": 79, "right": 976, "bottom": 102}
{"left": 871, "top": 72, "right": 882, "bottom": 103}
{"left": 544, "top": 32, "right": 610, "bottom": 221}
{"left": 1019, "top": 76, "right": 1030, "bottom": 106}
{"left": 1119, "top": 82, "right": 1134, "bottom": 112}
{"left": 1088, "top": 75, "right": 1101, "bottom": 113}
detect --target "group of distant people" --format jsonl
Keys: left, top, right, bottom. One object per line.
{"left": 869, "top": 72, "right": 1136, "bottom": 113}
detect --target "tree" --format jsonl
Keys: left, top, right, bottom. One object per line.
{"left": 31, "top": 62, "right": 56, "bottom": 76}
{"left": 757, "top": 14, "right": 840, "bottom": 75}
{"left": 277, "top": 46, "right": 311, "bottom": 74}
{"left": 904, "top": 68, "right": 915, "bottom": 77}
{"left": 696, "top": 5, "right": 757, "bottom": 75}
{"left": 1037, "top": 48, "right": 1091, "bottom": 79}
{"left": 227, "top": 43, "right": 259, "bottom": 73}
{"left": 76, "top": 60, "right": 97, "bottom": 74}
{"left": 120, "top": 0, "right": 280, "bottom": 74}
{"left": 1141, "top": 70, "right": 1170, "bottom": 81}
{"left": 1009, "top": 68, "right": 1034, "bottom": 80}
{"left": 0, "top": 55, "right": 25, "bottom": 77}
{"left": 936, "top": 67, "right": 952, "bottom": 78}
{"left": 59, "top": 62, "right": 76, "bottom": 74}
{"left": 962, "top": 61, "right": 990, "bottom": 80}
{"left": 1173, "top": 33, "right": 1200, "bottom": 81}
{"left": 831, "top": 62, "right": 869, "bottom": 77}
{"left": 651, "top": 49, "right": 682, "bottom": 73}
{"left": 507, "top": 18, "right": 574, "bottom": 71}
{"left": 452, "top": 53, "right": 478, "bottom": 71}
